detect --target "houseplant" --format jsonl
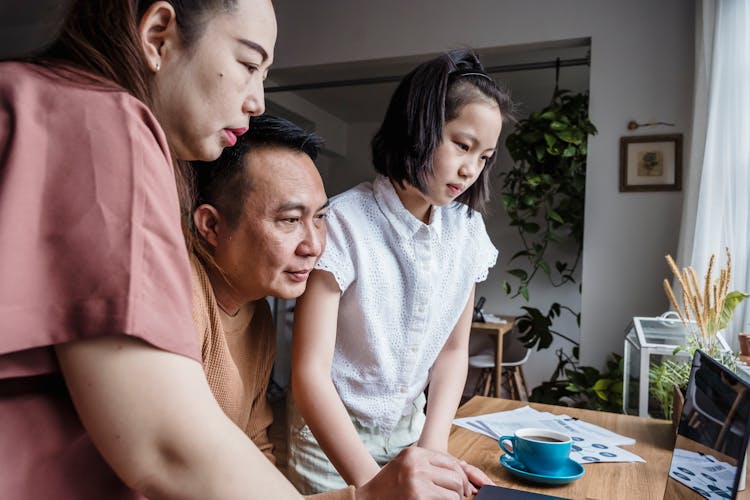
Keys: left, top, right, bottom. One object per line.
{"left": 502, "top": 89, "right": 595, "bottom": 306}
{"left": 529, "top": 349, "right": 624, "bottom": 413}
{"left": 501, "top": 89, "right": 596, "bottom": 352}
{"left": 500, "top": 88, "right": 630, "bottom": 412}
{"left": 649, "top": 249, "right": 748, "bottom": 419}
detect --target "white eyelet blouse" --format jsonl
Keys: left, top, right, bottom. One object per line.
{"left": 315, "top": 175, "right": 498, "bottom": 434}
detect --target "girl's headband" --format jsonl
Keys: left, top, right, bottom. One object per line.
{"left": 450, "top": 68, "right": 494, "bottom": 83}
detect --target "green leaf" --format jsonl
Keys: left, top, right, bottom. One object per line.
{"left": 537, "top": 331, "right": 553, "bottom": 349}
{"left": 592, "top": 379, "right": 612, "bottom": 391}
{"left": 538, "top": 259, "right": 551, "bottom": 275}
{"left": 519, "top": 285, "right": 529, "bottom": 301}
{"left": 527, "top": 175, "right": 542, "bottom": 187}
{"left": 523, "top": 222, "right": 540, "bottom": 234}
{"left": 556, "top": 130, "right": 582, "bottom": 144}
{"left": 544, "top": 133, "right": 557, "bottom": 148}
{"left": 562, "top": 145, "right": 577, "bottom": 157}
{"left": 508, "top": 269, "right": 528, "bottom": 281}
{"left": 547, "top": 210, "right": 564, "bottom": 224}
{"left": 540, "top": 110, "right": 556, "bottom": 120}
{"left": 510, "top": 249, "right": 532, "bottom": 261}
{"left": 550, "top": 121, "right": 567, "bottom": 131}
{"left": 565, "top": 383, "right": 582, "bottom": 393}
{"left": 718, "top": 291, "right": 750, "bottom": 330}
{"left": 502, "top": 281, "right": 511, "bottom": 295}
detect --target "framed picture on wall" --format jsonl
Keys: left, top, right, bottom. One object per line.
{"left": 619, "top": 134, "right": 683, "bottom": 192}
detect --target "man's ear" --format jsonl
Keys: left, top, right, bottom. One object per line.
{"left": 193, "top": 204, "right": 222, "bottom": 249}
{"left": 138, "top": 1, "right": 179, "bottom": 73}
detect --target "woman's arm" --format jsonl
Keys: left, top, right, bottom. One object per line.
{"left": 418, "top": 286, "right": 475, "bottom": 452}
{"left": 291, "top": 270, "right": 381, "bottom": 487}
{"left": 56, "top": 334, "right": 303, "bottom": 500}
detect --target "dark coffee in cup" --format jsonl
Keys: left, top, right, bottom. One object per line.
{"left": 527, "top": 435, "right": 565, "bottom": 443}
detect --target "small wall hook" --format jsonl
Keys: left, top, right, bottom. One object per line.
{"left": 627, "top": 120, "right": 676, "bottom": 130}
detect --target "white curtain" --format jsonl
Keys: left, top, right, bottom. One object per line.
{"left": 677, "top": 0, "right": 750, "bottom": 348}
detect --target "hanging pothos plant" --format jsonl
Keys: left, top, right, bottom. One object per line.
{"left": 501, "top": 89, "right": 597, "bottom": 351}
{"left": 500, "top": 88, "right": 624, "bottom": 411}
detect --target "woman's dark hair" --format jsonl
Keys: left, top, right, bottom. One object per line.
{"left": 371, "top": 48, "right": 514, "bottom": 214}
{"left": 190, "top": 114, "right": 323, "bottom": 262}
{"left": 37, "top": 0, "right": 238, "bottom": 107}
{"left": 33, "top": 0, "right": 240, "bottom": 250}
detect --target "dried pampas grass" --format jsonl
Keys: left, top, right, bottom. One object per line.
{"left": 663, "top": 248, "right": 732, "bottom": 343}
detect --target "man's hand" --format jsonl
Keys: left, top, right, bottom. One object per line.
{"left": 355, "top": 446, "right": 488, "bottom": 500}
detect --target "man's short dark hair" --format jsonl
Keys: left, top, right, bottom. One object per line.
{"left": 191, "top": 114, "right": 324, "bottom": 228}
{"left": 371, "top": 48, "right": 514, "bottom": 214}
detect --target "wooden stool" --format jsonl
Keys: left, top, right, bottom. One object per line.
{"left": 469, "top": 352, "right": 529, "bottom": 401}
{"left": 504, "top": 364, "right": 529, "bottom": 401}
{"left": 469, "top": 352, "right": 497, "bottom": 397}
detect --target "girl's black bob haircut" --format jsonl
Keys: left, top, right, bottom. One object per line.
{"left": 371, "top": 48, "right": 514, "bottom": 214}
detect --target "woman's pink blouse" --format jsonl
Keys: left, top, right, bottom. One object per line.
{"left": 0, "top": 62, "right": 200, "bottom": 499}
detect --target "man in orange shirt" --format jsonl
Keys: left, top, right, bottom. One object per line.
{"left": 187, "top": 114, "right": 489, "bottom": 499}
{"left": 189, "top": 115, "right": 327, "bottom": 464}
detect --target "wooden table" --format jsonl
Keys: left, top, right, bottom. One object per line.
{"left": 470, "top": 316, "right": 516, "bottom": 397}
{"left": 449, "top": 397, "right": 750, "bottom": 499}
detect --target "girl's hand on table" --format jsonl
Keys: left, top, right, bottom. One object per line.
{"left": 459, "top": 460, "right": 493, "bottom": 490}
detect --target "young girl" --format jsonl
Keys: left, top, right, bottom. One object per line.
{"left": 289, "top": 49, "right": 513, "bottom": 494}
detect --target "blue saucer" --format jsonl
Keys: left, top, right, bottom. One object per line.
{"left": 499, "top": 454, "right": 584, "bottom": 485}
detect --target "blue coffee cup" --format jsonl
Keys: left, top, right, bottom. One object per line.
{"left": 499, "top": 427, "right": 572, "bottom": 476}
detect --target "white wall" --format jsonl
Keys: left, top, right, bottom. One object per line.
{"left": 323, "top": 121, "right": 380, "bottom": 197}
{"left": 272, "top": 0, "right": 694, "bottom": 379}
{"left": 266, "top": 89, "right": 349, "bottom": 158}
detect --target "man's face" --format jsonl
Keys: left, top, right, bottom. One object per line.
{"left": 212, "top": 147, "right": 328, "bottom": 301}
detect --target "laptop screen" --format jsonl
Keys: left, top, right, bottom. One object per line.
{"left": 664, "top": 350, "right": 750, "bottom": 499}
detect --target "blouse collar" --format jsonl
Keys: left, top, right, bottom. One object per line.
{"left": 373, "top": 175, "right": 443, "bottom": 238}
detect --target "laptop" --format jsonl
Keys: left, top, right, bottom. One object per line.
{"left": 664, "top": 350, "right": 750, "bottom": 499}
{"left": 475, "top": 485, "right": 567, "bottom": 499}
